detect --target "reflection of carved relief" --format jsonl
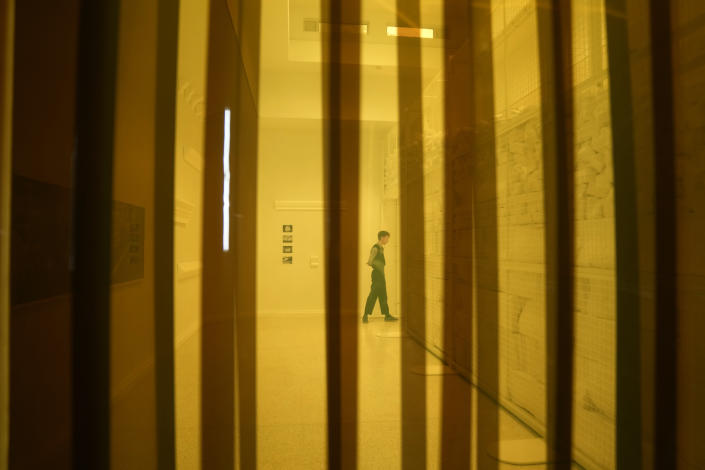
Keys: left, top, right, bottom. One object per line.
{"left": 183, "top": 146, "right": 203, "bottom": 171}
{"left": 176, "top": 261, "right": 202, "bottom": 281}
{"left": 174, "top": 198, "right": 195, "bottom": 226}
{"left": 178, "top": 79, "right": 205, "bottom": 118}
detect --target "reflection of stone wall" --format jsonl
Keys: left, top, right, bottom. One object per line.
{"left": 495, "top": 109, "right": 548, "bottom": 432}
{"left": 493, "top": 4, "right": 619, "bottom": 468}
{"left": 423, "top": 87, "right": 446, "bottom": 355}
{"left": 384, "top": 75, "right": 447, "bottom": 356}
{"left": 488, "top": 5, "right": 553, "bottom": 448}
{"left": 494, "top": 71, "right": 618, "bottom": 470}
{"left": 572, "top": 75, "right": 617, "bottom": 470}
{"left": 383, "top": 3, "right": 621, "bottom": 469}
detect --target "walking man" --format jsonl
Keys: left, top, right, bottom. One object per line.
{"left": 362, "top": 231, "right": 398, "bottom": 323}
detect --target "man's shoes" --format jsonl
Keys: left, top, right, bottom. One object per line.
{"left": 362, "top": 315, "right": 369, "bottom": 323}
{"left": 384, "top": 314, "right": 398, "bottom": 322}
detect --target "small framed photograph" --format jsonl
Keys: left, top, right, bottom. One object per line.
{"left": 283, "top": 225, "right": 293, "bottom": 233}
{"left": 283, "top": 246, "right": 293, "bottom": 253}
{"left": 282, "top": 256, "right": 293, "bottom": 264}
{"left": 283, "top": 234, "right": 293, "bottom": 243}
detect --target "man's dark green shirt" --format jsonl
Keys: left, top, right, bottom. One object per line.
{"left": 367, "top": 243, "right": 385, "bottom": 273}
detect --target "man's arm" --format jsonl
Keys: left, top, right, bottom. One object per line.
{"left": 367, "top": 245, "right": 384, "bottom": 271}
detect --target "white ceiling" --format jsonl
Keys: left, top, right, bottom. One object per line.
{"left": 258, "top": 0, "right": 445, "bottom": 121}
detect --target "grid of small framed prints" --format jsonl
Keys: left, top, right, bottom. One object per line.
{"left": 282, "top": 225, "right": 293, "bottom": 264}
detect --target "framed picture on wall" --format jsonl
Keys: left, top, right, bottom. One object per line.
{"left": 283, "top": 234, "right": 293, "bottom": 243}
{"left": 283, "top": 224, "right": 293, "bottom": 232}
{"left": 283, "top": 246, "right": 293, "bottom": 253}
{"left": 282, "top": 256, "right": 293, "bottom": 264}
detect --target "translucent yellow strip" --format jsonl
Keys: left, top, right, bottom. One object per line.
{"left": 0, "top": 1, "right": 14, "bottom": 467}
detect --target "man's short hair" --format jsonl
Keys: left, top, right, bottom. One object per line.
{"left": 378, "top": 230, "right": 390, "bottom": 240}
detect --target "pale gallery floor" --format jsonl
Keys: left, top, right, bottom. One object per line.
{"left": 256, "top": 313, "right": 577, "bottom": 469}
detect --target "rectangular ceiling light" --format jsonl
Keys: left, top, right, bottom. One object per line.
{"left": 387, "top": 26, "right": 434, "bottom": 39}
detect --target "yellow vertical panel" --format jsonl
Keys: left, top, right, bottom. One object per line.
{"left": 255, "top": 0, "right": 328, "bottom": 468}
{"left": 490, "top": 0, "right": 548, "bottom": 434}
{"left": 419, "top": 2, "right": 445, "bottom": 468}
{"left": 420, "top": 2, "right": 445, "bottom": 362}
{"left": 570, "top": 1, "right": 617, "bottom": 469}
{"left": 110, "top": 0, "right": 159, "bottom": 466}
{"left": 173, "top": 0, "right": 210, "bottom": 468}
{"left": 0, "top": 0, "right": 13, "bottom": 467}
{"left": 357, "top": 4, "right": 402, "bottom": 466}
{"left": 357, "top": 123, "right": 385, "bottom": 319}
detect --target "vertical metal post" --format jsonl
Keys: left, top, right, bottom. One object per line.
{"left": 536, "top": 0, "right": 575, "bottom": 467}
{"left": 604, "top": 1, "right": 643, "bottom": 468}
{"left": 201, "top": 1, "right": 237, "bottom": 467}
{"left": 233, "top": 0, "right": 262, "bottom": 466}
{"left": 470, "top": 2, "right": 500, "bottom": 469}
{"left": 321, "top": 0, "right": 361, "bottom": 467}
{"left": 649, "top": 1, "right": 677, "bottom": 468}
{"left": 154, "top": 0, "right": 180, "bottom": 468}
{"left": 72, "top": 1, "right": 121, "bottom": 468}
{"left": 441, "top": 0, "right": 473, "bottom": 466}
{"left": 395, "top": 0, "right": 426, "bottom": 467}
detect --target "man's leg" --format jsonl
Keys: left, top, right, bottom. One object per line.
{"left": 378, "top": 277, "right": 390, "bottom": 316}
{"left": 379, "top": 275, "right": 397, "bottom": 321}
{"left": 362, "top": 276, "right": 379, "bottom": 322}
{"left": 363, "top": 289, "right": 378, "bottom": 316}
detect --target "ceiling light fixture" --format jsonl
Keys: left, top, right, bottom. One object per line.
{"left": 387, "top": 26, "right": 434, "bottom": 39}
